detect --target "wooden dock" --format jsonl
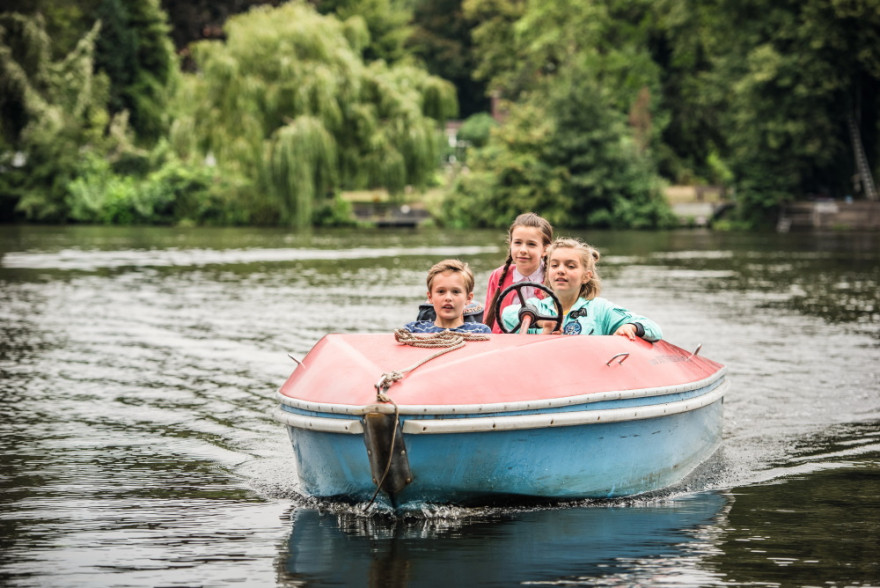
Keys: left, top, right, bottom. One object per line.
{"left": 666, "top": 185, "right": 731, "bottom": 227}
{"left": 351, "top": 202, "right": 431, "bottom": 228}
{"left": 777, "top": 201, "right": 880, "bottom": 231}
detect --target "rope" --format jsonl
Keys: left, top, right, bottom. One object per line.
{"left": 393, "top": 328, "right": 490, "bottom": 348}
{"left": 373, "top": 329, "right": 490, "bottom": 392}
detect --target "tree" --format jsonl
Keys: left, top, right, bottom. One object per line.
{"left": 1, "top": 0, "right": 102, "bottom": 58}
{"left": 94, "top": 0, "right": 136, "bottom": 115}
{"left": 407, "top": 0, "right": 489, "bottom": 117}
{"left": 159, "top": 0, "right": 282, "bottom": 51}
{"left": 462, "top": 0, "right": 526, "bottom": 98}
{"left": 310, "top": 0, "right": 413, "bottom": 63}
{"left": 94, "top": 0, "right": 178, "bottom": 144}
{"left": 0, "top": 13, "right": 122, "bottom": 221}
{"left": 650, "top": 0, "right": 726, "bottom": 184}
{"left": 170, "top": 2, "right": 456, "bottom": 227}
{"left": 446, "top": 65, "right": 675, "bottom": 229}
{"left": 677, "top": 0, "right": 880, "bottom": 225}
{"left": 447, "top": 0, "right": 672, "bottom": 228}
{"left": 550, "top": 67, "right": 673, "bottom": 228}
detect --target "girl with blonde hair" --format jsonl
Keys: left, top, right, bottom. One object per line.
{"left": 501, "top": 238, "right": 662, "bottom": 341}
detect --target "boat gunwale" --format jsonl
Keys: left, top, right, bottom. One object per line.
{"left": 274, "top": 378, "right": 727, "bottom": 434}
{"left": 277, "top": 367, "right": 727, "bottom": 416}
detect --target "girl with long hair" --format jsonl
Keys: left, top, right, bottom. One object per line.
{"left": 482, "top": 213, "right": 554, "bottom": 333}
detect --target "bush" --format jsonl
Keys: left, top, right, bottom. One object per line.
{"left": 312, "top": 193, "right": 357, "bottom": 227}
{"left": 457, "top": 112, "right": 497, "bottom": 149}
{"left": 65, "top": 152, "right": 252, "bottom": 225}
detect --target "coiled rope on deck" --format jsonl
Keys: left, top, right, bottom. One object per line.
{"left": 374, "top": 329, "right": 491, "bottom": 393}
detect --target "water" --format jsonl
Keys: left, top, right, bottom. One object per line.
{"left": 1, "top": 225, "right": 878, "bottom": 587}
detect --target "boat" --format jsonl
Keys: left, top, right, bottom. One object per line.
{"left": 275, "top": 321, "right": 727, "bottom": 510}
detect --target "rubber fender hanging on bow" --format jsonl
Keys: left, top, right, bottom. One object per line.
{"left": 363, "top": 412, "right": 413, "bottom": 495}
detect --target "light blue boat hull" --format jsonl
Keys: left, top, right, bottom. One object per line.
{"left": 283, "top": 390, "right": 723, "bottom": 508}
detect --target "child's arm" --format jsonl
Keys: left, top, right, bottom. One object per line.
{"left": 597, "top": 299, "right": 663, "bottom": 342}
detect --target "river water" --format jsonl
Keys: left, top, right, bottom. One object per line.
{"left": 0, "top": 225, "right": 878, "bottom": 587}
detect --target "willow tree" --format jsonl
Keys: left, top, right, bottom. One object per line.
{"left": 170, "top": 1, "right": 457, "bottom": 227}
{"left": 312, "top": 0, "right": 413, "bottom": 64}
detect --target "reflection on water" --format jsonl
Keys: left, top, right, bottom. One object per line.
{"left": 1, "top": 226, "right": 879, "bottom": 587}
{"left": 281, "top": 493, "right": 729, "bottom": 587}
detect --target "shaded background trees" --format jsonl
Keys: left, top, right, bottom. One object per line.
{"left": 1, "top": 0, "right": 878, "bottom": 228}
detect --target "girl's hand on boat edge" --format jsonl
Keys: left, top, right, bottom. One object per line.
{"left": 614, "top": 323, "right": 640, "bottom": 341}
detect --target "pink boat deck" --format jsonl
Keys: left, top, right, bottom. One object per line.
{"left": 279, "top": 334, "right": 724, "bottom": 408}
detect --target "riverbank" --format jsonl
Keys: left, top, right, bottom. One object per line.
{"left": 345, "top": 185, "right": 733, "bottom": 228}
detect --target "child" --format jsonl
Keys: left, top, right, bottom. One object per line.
{"left": 404, "top": 259, "right": 492, "bottom": 334}
{"left": 501, "top": 238, "right": 662, "bottom": 341}
{"left": 482, "top": 212, "right": 554, "bottom": 333}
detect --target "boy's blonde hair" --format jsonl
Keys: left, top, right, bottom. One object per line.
{"left": 544, "top": 238, "right": 602, "bottom": 300}
{"left": 427, "top": 259, "right": 475, "bottom": 293}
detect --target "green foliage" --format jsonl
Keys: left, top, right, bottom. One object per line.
{"left": 265, "top": 117, "right": 337, "bottom": 228}
{"left": 0, "top": 13, "right": 51, "bottom": 149}
{"left": 67, "top": 154, "right": 146, "bottom": 224}
{"left": 443, "top": 4, "right": 675, "bottom": 230}
{"left": 0, "top": 16, "right": 119, "bottom": 221}
{"left": 2, "top": 0, "right": 102, "bottom": 59}
{"left": 449, "top": 103, "right": 563, "bottom": 226}
{"left": 94, "top": 0, "right": 136, "bottom": 114}
{"left": 457, "top": 112, "right": 497, "bottom": 148}
{"left": 655, "top": 0, "right": 880, "bottom": 224}
{"left": 312, "top": 194, "right": 358, "bottom": 227}
{"left": 462, "top": 0, "right": 526, "bottom": 93}
{"left": 5, "top": 0, "right": 880, "bottom": 230}
{"left": 65, "top": 149, "right": 252, "bottom": 225}
{"left": 549, "top": 69, "right": 674, "bottom": 229}
{"left": 94, "top": 0, "right": 178, "bottom": 144}
{"left": 736, "top": 0, "right": 877, "bottom": 219}
{"left": 466, "top": 0, "right": 662, "bottom": 111}
{"left": 651, "top": 0, "right": 726, "bottom": 184}
{"left": 445, "top": 77, "right": 675, "bottom": 229}
{"left": 171, "top": 1, "right": 456, "bottom": 227}
{"left": 407, "top": 0, "right": 490, "bottom": 116}
{"left": 313, "top": 0, "right": 413, "bottom": 63}
{"left": 456, "top": 0, "right": 880, "bottom": 227}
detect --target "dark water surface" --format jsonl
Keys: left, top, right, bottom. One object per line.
{"left": 1, "top": 225, "right": 878, "bottom": 587}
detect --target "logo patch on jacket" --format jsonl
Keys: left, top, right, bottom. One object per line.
{"left": 563, "top": 322, "right": 582, "bottom": 335}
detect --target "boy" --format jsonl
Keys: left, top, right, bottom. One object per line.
{"left": 403, "top": 260, "right": 492, "bottom": 334}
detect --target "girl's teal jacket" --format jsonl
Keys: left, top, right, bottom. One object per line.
{"left": 501, "top": 296, "right": 662, "bottom": 342}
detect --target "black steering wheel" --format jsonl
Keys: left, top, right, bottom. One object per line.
{"left": 495, "top": 281, "right": 564, "bottom": 334}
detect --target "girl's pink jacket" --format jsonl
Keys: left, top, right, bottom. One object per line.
{"left": 483, "top": 265, "right": 545, "bottom": 334}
